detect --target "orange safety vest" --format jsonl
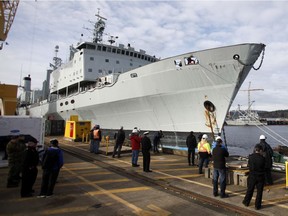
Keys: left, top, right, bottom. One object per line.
{"left": 93, "top": 129, "right": 100, "bottom": 139}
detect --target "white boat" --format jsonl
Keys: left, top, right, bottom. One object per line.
{"left": 18, "top": 13, "right": 266, "bottom": 135}
{"left": 225, "top": 82, "right": 267, "bottom": 126}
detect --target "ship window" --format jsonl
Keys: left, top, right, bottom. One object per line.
{"left": 134, "top": 53, "right": 137, "bottom": 57}
{"left": 112, "top": 48, "right": 116, "bottom": 53}
{"left": 105, "top": 59, "right": 109, "bottom": 62}
{"left": 130, "top": 52, "right": 133, "bottom": 56}
{"left": 204, "top": 101, "right": 216, "bottom": 112}
{"left": 65, "top": 101, "right": 68, "bottom": 105}
{"left": 87, "top": 44, "right": 96, "bottom": 50}
{"left": 88, "top": 68, "right": 92, "bottom": 72}
{"left": 148, "top": 57, "right": 150, "bottom": 61}
{"left": 98, "top": 69, "right": 102, "bottom": 73}
{"left": 71, "top": 99, "right": 75, "bottom": 104}
{"left": 126, "top": 51, "right": 129, "bottom": 56}
{"left": 130, "top": 63, "right": 133, "bottom": 66}
{"left": 80, "top": 52, "right": 83, "bottom": 55}
{"left": 60, "top": 103, "right": 63, "bottom": 106}
{"left": 102, "top": 46, "right": 107, "bottom": 51}
{"left": 121, "top": 50, "right": 125, "bottom": 55}
{"left": 117, "top": 49, "right": 121, "bottom": 54}
{"left": 90, "top": 57, "right": 94, "bottom": 61}
{"left": 138, "top": 54, "right": 141, "bottom": 58}
{"left": 130, "top": 73, "right": 137, "bottom": 78}
{"left": 97, "top": 46, "right": 101, "bottom": 51}
{"left": 107, "top": 47, "right": 111, "bottom": 52}
{"left": 141, "top": 55, "right": 144, "bottom": 59}
{"left": 145, "top": 56, "right": 147, "bottom": 60}
{"left": 108, "top": 70, "right": 112, "bottom": 74}
{"left": 116, "top": 60, "right": 120, "bottom": 64}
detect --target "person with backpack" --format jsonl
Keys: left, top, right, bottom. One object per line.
{"left": 38, "top": 139, "right": 63, "bottom": 198}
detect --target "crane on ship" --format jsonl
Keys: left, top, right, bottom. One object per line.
{"left": 0, "top": 0, "right": 20, "bottom": 50}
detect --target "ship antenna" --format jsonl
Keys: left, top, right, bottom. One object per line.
{"left": 93, "top": 8, "right": 107, "bottom": 43}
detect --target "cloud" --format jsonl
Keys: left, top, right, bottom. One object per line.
{"left": 0, "top": 0, "right": 287, "bottom": 112}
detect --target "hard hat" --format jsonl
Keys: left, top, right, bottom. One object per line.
{"left": 202, "top": 134, "right": 208, "bottom": 139}
{"left": 259, "top": 135, "right": 266, "bottom": 140}
{"left": 144, "top": 131, "right": 149, "bottom": 135}
{"left": 216, "top": 136, "right": 222, "bottom": 141}
{"left": 132, "top": 129, "right": 138, "bottom": 133}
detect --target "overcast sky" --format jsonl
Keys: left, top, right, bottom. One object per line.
{"left": 0, "top": 0, "right": 287, "bottom": 112}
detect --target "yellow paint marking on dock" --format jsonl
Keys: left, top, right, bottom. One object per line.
{"left": 64, "top": 166, "right": 100, "bottom": 170}
{"left": 159, "top": 167, "right": 198, "bottom": 171}
{"left": 88, "top": 186, "right": 151, "bottom": 195}
{"left": 155, "top": 174, "right": 202, "bottom": 179}
{"left": 64, "top": 167, "right": 168, "bottom": 215}
{"left": 152, "top": 163, "right": 188, "bottom": 166}
{"left": 40, "top": 206, "right": 95, "bottom": 215}
{"left": 264, "top": 183, "right": 286, "bottom": 190}
{"left": 57, "top": 178, "right": 131, "bottom": 187}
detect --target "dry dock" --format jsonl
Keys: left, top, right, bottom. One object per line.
{"left": 0, "top": 137, "right": 287, "bottom": 216}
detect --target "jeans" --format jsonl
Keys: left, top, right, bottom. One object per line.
{"left": 198, "top": 156, "right": 209, "bottom": 174}
{"left": 188, "top": 149, "right": 196, "bottom": 165}
{"left": 132, "top": 150, "right": 139, "bottom": 165}
{"left": 94, "top": 140, "right": 100, "bottom": 153}
{"left": 213, "top": 168, "right": 227, "bottom": 196}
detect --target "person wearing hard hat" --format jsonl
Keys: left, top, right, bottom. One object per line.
{"left": 257, "top": 135, "right": 274, "bottom": 185}
{"left": 212, "top": 136, "right": 229, "bottom": 198}
{"left": 211, "top": 136, "right": 227, "bottom": 154}
{"left": 197, "top": 134, "right": 211, "bottom": 174}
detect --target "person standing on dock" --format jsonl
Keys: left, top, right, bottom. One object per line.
{"left": 112, "top": 126, "right": 126, "bottom": 158}
{"left": 242, "top": 144, "right": 265, "bottom": 210}
{"left": 153, "top": 130, "right": 163, "bottom": 153}
{"left": 141, "top": 132, "right": 152, "bottom": 172}
{"left": 20, "top": 139, "right": 39, "bottom": 197}
{"left": 197, "top": 134, "right": 211, "bottom": 174}
{"left": 186, "top": 131, "right": 197, "bottom": 166}
{"left": 89, "top": 125, "right": 97, "bottom": 153}
{"left": 130, "top": 128, "right": 141, "bottom": 167}
{"left": 258, "top": 135, "right": 274, "bottom": 185}
{"left": 93, "top": 125, "right": 102, "bottom": 154}
{"left": 38, "top": 139, "right": 64, "bottom": 198}
{"left": 212, "top": 136, "right": 229, "bottom": 198}
{"left": 6, "top": 131, "right": 26, "bottom": 188}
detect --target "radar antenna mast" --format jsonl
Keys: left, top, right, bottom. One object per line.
{"left": 93, "top": 8, "right": 107, "bottom": 43}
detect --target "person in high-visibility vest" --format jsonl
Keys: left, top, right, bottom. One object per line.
{"left": 197, "top": 134, "right": 211, "bottom": 174}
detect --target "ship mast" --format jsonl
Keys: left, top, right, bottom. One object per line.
{"left": 241, "top": 82, "right": 264, "bottom": 117}
{"left": 93, "top": 8, "right": 107, "bottom": 43}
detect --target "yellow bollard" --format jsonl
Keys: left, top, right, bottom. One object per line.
{"left": 105, "top": 135, "right": 110, "bottom": 155}
{"left": 286, "top": 161, "right": 288, "bottom": 189}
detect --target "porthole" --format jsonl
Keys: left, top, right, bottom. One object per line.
{"left": 204, "top": 100, "right": 216, "bottom": 112}
{"left": 65, "top": 101, "right": 68, "bottom": 105}
{"left": 71, "top": 99, "right": 75, "bottom": 104}
{"left": 60, "top": 103, "right": 63, "bottom": 106}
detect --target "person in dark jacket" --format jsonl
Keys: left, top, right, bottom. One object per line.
{"left": 141, "top": 132, "right": 152, "bottom": 172}
{"left": 212, "top": 136, "right": 229, "bottom": 198}
{"left": 21, "top": 139, "right": 39, "bottom": 197}
{"left": 112, "top": 126, "right": 126, "bottom": 158}
{"left": 242, "top": 144, "right": 266, "bottom": 210}
{"left": 258, "top": 135, "right": 274, "bottom": 185}
{"left": 38, "top": 139, "right": 64, "bottom": 198}
{"left": 186, "top": 131, "right": 197, "bottom": 166}
{"left": 153, "top": 130, "right": 163, "bottom": 153}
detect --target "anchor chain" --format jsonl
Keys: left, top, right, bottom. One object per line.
{"left": 234, "top": 45, "right": 265, "bottom": 70}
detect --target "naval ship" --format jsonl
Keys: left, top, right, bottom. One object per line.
{"left": 18, "top": 13, "right": 266, "bottom": 137}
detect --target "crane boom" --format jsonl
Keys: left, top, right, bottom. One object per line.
{"left": 0, "top": 0, "right": 19, "bottom": 42}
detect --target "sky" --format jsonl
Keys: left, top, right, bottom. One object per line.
{"left": 0, "top": 0, "right": 287, "bottom": 112}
